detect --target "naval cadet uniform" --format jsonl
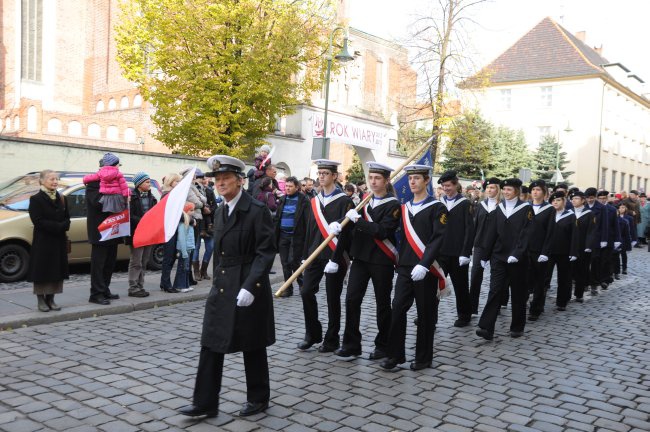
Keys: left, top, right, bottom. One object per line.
{"left": 572, "top": 192, "right": 596, "bottom": 301}
{"left": 527, "top": 180, "right": 555, "bottom": 319}
{"left": 584, "top": 189, "right": 609, "bottom": 293}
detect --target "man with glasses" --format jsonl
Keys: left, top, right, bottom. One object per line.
{"left": 297, "top": 160, "right": 354, "bottom": 353}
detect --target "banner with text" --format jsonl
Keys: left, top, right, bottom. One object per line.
{"left": 312, "top": 113, "right": 388, "bottom": 150}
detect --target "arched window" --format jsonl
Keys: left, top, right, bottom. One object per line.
{"left": 120, "top": 96, "right": 129, "bottom": 109}
{"left": 124, "top": 128, "right": 137, "bottom": 143}
{"left": 96, "top": 100, "right": 105, "bottom": 112}
{"left": 88, "top": 123, "right": 101, "bottom": 138}
{"left": 47, "top": 118, "right": 63, "bottom": 133}
{"left": 27, "top": 106, "right": 38, "bottom": 132}
{"left": 108, "top": 98, "right": 116, "bottom": 110}
{"left": 106, "top": 125, "right": 119, "bottom": 140}
{"left": 133, "top": 94, "right": 143, "bottom": 107}
{"left": 4, "top": 117, "right": 10, "bottom": 131}
{"left": 68, "top": 121, "right": 82, "bottom": 136}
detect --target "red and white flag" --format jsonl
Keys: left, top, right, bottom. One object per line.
{"left": 132, "top": 167, "right": 196, "bottom": 248}
{"left": 98, "top": 208, "right": 131, "bottom": 241}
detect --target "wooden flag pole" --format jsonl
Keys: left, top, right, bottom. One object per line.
{"left": 274, "top": 134, "right": 437, "bottom": 297}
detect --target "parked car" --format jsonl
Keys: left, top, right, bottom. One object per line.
{"left": 0, "top": 172, "right": 164, "bottom": 283}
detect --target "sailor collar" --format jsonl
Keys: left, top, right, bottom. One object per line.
{"left": 317, "top": 188, "right": 347, "bottom": 207}
{"left": 498, "top": 200, "right": 530, "bottom": 218}
{"left": 556, "top": 209, "right": 574, "bottom": 222}
{"left": 532, "top": 202, "right": 553, "bottom": 215}
{"left": 574, "top": 207, "right": 592, "bottom": 220}
{"left": 443, "top": 195, "right": 467, "bottom": 211}
{"left": 369, "top": 194, "right": 398, "bottom": 209}
{"left": 406, "top": 196, "right": 439, "bottom": 216}
{"left": 480, "top": 199, "right": 498, "bottom": 213}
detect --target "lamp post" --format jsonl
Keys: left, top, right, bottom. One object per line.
{"left": 553, "top": 121, "right": 573, "bottom": 185}
{"left": 321, "top": 26, "right": 354, "bottom": 158}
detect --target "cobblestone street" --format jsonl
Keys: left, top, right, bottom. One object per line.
{"left": 1, "top": 250, "right": 649, "bottom": 432}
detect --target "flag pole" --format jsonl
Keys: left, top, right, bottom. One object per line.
{"left": 274, "top": 134, "right": 437, "bottom": 297}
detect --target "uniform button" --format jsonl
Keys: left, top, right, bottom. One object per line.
{"left": 256, "top": 283, "right": 261, "bottom": 287}
{"left": 221, "top": 270, "right": 225, "bottom": 274}
{"left": 221, "top": 251, "right": 225, "bottom": 255}
{"left": 220, "top": 289, "right": 224, "bottom": 293}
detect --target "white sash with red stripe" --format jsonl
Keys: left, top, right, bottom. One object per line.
{"left": 363, "top": 203, "right": 398, "bottom": 264}
{"left": 401, "top": 204, "right": 450, "bottom": 299}
{"left": 311, "top": 197, "right": 339, "bottom": 252}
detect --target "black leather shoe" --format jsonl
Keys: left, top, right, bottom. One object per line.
{"left": 622, "top": 270, "right": 628, "bottom": 274}
{"left": 600, "top": 282, "right": 609, "bottom": 289}
{"left": 317, "top": 344, "right": 338, "bottom": 353}
{"left": 368, "top": 349, "right": 387, "bottom": 360}
{"left": 297, "top": 339, "right": 321, "bottom": 351}
{"left": 575, "top": 297, "right": 584, "bottom": 303}
{"left": 105, "top": 293, "right": 119, "bottom": 300}
{"left": 556, "top": 305, "right": 566, "bottom": 311}
{"left": 164, "top": 288, "right": 181, "bottom": 293}
{"left": 453, "top": 319, "right": 470, "bottom": 328}
{"left": 379, "top": 357, "right": 404, "bottom": 370}
{"left": 410, "top": 361, "right": 431, "bottom": 371}
{"left": 510, "top": 330, "right": 524, "bottom": 338}
{"left": 476, "top": 328, "right": 493, "bottom": 340}
{"left": 279, "top": 290, "right": 293, "bottom": 298}
{"left": 128, "top": 291, "right": 150, "bottom": 298}
{"left": 528, "top": 314, "right": 539, "bottom": 322}
{"left": 239, "top": 401, "right": 268, "bottom": 417}
{"left": 334, "top": 347, "right": 361, "bottom": 358}
{"left": 590, "top": 287, "right": 598, "bottom": 295}
{"left": 614, "top": 274, "right": 620, "bottom": 280}
{"left": 178, "top": 404, "right": 219, "bottom": 418}
{"left": 89, "top": 298, "right": 110, "bottom": 305}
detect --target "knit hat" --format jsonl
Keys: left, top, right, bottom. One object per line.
{"left": 133, "top": 172, "right": 150, "bottom": 188}
{"left": 102, "top": 152, "right": 120, "bottom": 166}
{"left": 259, "top": 144, "right": 271, "bottom": 154}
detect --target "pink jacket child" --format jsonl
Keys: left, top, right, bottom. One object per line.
{"left": 83, "top": 152, "right": 131, "bottom": 214}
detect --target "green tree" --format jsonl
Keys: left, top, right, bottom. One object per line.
{"left": 441, "top": 111, "right": 493, "bottom": 178}
{"left": 115, "top": 0, "right": 335, "bottom": 157}
{"left": 488, "top": 127, "right": 533, "bottom": 179}
{"left": 345, "top": 152, "right": 365, "bottom": 184}
{"left": 534, "top": 134, "right": 574, "bottom": 183}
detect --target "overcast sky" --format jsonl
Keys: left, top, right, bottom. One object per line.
{"left": 348, "top": 0, "right": 650, "bottom": 83}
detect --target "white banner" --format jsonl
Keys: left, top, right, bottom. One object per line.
{"left": 312, "top": 113, "right": 388, "bottom": 150}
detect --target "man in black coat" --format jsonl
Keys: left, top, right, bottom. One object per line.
{"left": 274, "top": 176, "right": 308, "bottom": 297}
{"left": 597, "top": 190, "right": 622, "bottom": 288}
{"left": 85, "top": 161, "right": 122, "bottom": 305}
{"left": 179, "top": 155, "right": 276, "bottom": 419}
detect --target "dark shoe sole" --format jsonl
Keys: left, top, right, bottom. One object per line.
{"left": 476, "top": 328, "right": 494, "bottom": 340}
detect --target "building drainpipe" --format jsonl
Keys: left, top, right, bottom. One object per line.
{"left": 596, "top": 81, "right": 606, "bottom": 189}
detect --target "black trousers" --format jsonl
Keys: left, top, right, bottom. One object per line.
{"left": 528, "top": 253, "right": 550, "bottom": 315}
{"left": 547, "top": 254, "right": 572, "bottom": 307}
{"left": 600, "top": 247, "right": 613, "bottom": 283}
{"left": 300, "top": 258, "right": 347, "bottom": 347}
{"left": 341, "top": 259, "right": 394, "bottom": 353}
{"left": 193, "top": 347, "right": 269, "bottom": 410}
{"left": 439, "top": 255, "right": 472, "bottom": 321}
{"left": 611, "top": 250, "right": 626, "bottom": 274}
{"left": 573, "top": 253, "right": 591, "bottom": 299}
{"left": 478, "top": 258, "right": 528, "bottom": 334}
{"left": 89, "top": 243, "right": 118, "bottom": 301}
{"left": 278, "top": 234, "right": 303, "bottom": 290}
{"left": 160, "top": 233, "right": 178, "bottom": 290}
{"left": 386, "top": 269, "right": 438, "bottom": 364}
{"left": 469, "top": 247, "right": 485, "bottom": 315}
{"left": 588, "top": 249, "right": 602, "bottom": 287}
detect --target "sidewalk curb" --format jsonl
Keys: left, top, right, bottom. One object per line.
{"left": 0, "top": 273, "right": 286, "bottom": 331}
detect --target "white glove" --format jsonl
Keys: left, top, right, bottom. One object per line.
{"left": 537, "top": 255, "right": 549, "bottom": 263}
{"left": 507, "top": 256, "right": 518, "bottom": 264}
{"left": 236, "top": 289, "right": 254, "bottom": 307}
{"left": 480, "top": 260, "right": 489, "bottom": 269}
{"left": 328, "top": 221, "right": 342, "bottom": 235}
{"left": 569, "top": 256, "right": 577, "bottom": 262}
{"left": 411, "top": 264, "right": 428, "bottom": 281}
{"left": 345, "top": 209, "right": 361, "bottom": 223}
{"left": 585, "top": 249, "right": 592, "bottom": 253}
{"left": 459, "top": 256, "right": 470, "bottom": 266}
{"left": 614, "top": 242, "right": 621, "bottom": 249}
{"left": 323, "top": 260, "right": 339, "bottom": 274}
{"left": 632, "top": 241, "right": 637, "bottom": 247}
{"left": 600, "top": 241, "right": 607, "bottom": 248}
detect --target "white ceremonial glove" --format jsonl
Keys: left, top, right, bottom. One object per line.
{"left": 459, "top": 256, "right": 471, "bottom": 266}
{"left": 600, "top": 241, "right": 607, "bottom": 248}
{"left": 323, "top": 260, "right": 339, "bottom": 274}
{"left": 480, "top": 260, "right": 489, "bottom": 269}
{"left": 632, "top": 241, "right": 637, "bottom": 247}
{"left": 569, "top": 256, "right": 577, "bottom": 262}
{"left": 328, "top": 221, "right": 342, "bottom": 235}
{"left": 614, "top": 242, "right": 621, "bottom": 249}
{"left": 411, "top": 264, "right": 428, "bottom": 281}
{"left": 537, "top": 255, "right": 549, "bottom": 263}
{"left": 507, "top": 256, "right": 519, "bottom": 264}
{"left": 585, "top": 249, "right": 592, "bottom": 253}
{"left": 345, "top": 209, "right": 361, "bottom": 223}
{"left": 236, "top": 289, "right": 255, "bottom": 307}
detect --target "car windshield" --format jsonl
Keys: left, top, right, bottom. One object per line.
{"left": 0, "top": 175, "right": 73, "bottom": 211}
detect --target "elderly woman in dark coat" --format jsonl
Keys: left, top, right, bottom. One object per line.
{"left": 28, "top": 170, "right": 70, "bottom": 312}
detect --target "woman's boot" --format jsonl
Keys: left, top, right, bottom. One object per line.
{"left": 200, "top": 261, "right": 211, "bottom": 280}
{"left": 37, "top": 295, "right": 49, "bottom": 312}
{"left": 46, "top": 294, "right": 61, "bottom": 311}
{"left": 192, "top": 262, "right": 202, "bottom": 282}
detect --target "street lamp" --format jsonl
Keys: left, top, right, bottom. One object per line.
{"left": 552, "top": 121, "right": 573, "bottom": 185}
{"left": 321, "top": 26, "right": 355, "bottom": 158}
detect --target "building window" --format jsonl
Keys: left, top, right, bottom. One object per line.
{"left": 540, "top": 86, "right": 552, "bottom": 108}
{"left": 21, "top": 0, "right": 43, "bottom": 81}
{"left": 124, "top": 128, "right": 136, "bottom": 143}
{"left": 500, "top": 89, "right": 511, "bottom": 110}
{"left": 638, "top": 176, "right": 642, "bottom": 190}
{"left": 88, "top": 123, "right": 101, "bottom": 138}
{"left": 120, "top": 96, "right": 129, "bottom": 109}
{"left": 27, "top": 106, "right": 38, "bottom": 132}
{"left": 106, "top": 125, "right": 119, "bottom": 141}
{"left": 611, "top": 170, "right": 617, "bottom": 192}
{"left": 620, "top": 172, "right": 626, "bottom": 191}
{"left": 108, "top": 98, "right": 117, "bottom": 110}
{"left": 629, "top": 174, "right": 633, "bottom": 191}
{"left": 68, "top": 121, "right": 82, "bottom": 136}
{"left": 47, "top": 118, "right": 62, "bottom": 134}
{"left": 133, "top": 95, "right": 143, "bottom": 107}
{"left": 600, "top": 168, "right": 607, "bottom": 190}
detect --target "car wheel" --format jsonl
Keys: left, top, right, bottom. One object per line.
{"left": 0, "top": 243, "right": 30, "bottom": 283}
{"left": 148, "top": 244, "right": 164, "bottom": 271}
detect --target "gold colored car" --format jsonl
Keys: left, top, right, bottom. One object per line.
{"left": 0, "top": 172, "right": 163, "bottom": 283}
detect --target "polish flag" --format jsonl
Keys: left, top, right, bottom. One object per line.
{"left": 98, "top": 208, "right": 130, "bottom": 241}
{"left": 133, "top": 167, "right": 196, "bottom": 248}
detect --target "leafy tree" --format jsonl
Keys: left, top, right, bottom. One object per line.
{"left": 115, "top": 0, "right": 336, "bottom": 157}
{"left": 346, "top": 151, "right": 365, "bottom": 185}
{"left": 534, "top": 134, "right": 574, "bottom": 183}
{"left": 441, "top": 111, "right": 492, "bottom": 178}
{"left": 488, "top": 126, "right": 533, "bottom": 179}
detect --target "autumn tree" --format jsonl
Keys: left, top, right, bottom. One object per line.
{"left": 440, "top": 111, "right": 492, "bottom": 178}
{"left": 115, "top": 0, "right": 336, "bottom": 157}
{"left": 488, "top": 126, "right": 533, "bottom": 179}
